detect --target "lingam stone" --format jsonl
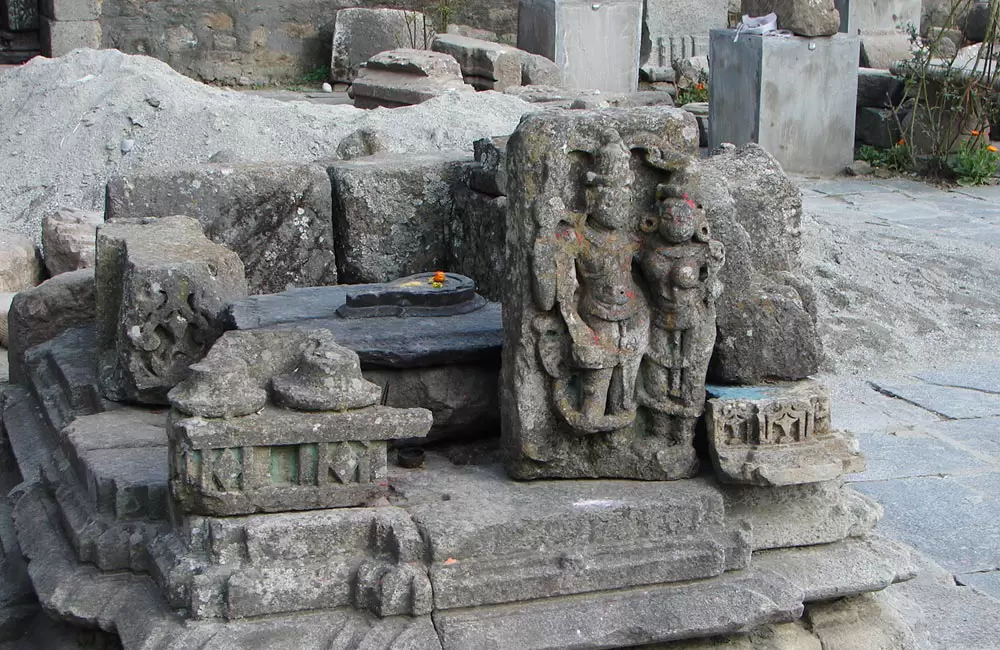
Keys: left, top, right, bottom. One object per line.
{"left": 501, "top": 106, "right": 721, "bottom": 480}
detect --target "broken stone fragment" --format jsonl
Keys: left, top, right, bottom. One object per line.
{"left": 42, "top": 206, "right": 103, "bottom": 277}
{"left": 350, "top": 49, "right": 475, "bottom": 109}
{"left": 96, "top": 215, "right": 248, "bottom": 405}
{"left": 705, "top": 381, "right": 866, "bottom": 486}
{"left": 271, "top": 341, "right": 384, "bottom": 411}
{"left": 330, "top": 8, "right": 429, "bottom": 83}
{"left": 0, "top": 231, "right": 40, "bottom": 294}
{"left": 431, "top": 33, "right": 524, "bottom": 90}
{"left": 742, "top": 0, "right": 841, "bottom": 37}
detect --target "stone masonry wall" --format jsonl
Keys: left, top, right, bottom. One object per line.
{"left": 97, "top": 0, "right": 519, "bottom": 85}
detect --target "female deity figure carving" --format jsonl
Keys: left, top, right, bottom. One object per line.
{"left": 636, "top": 185, "right": 725, "bottom": 446}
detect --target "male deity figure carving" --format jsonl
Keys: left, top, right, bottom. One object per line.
{"left": 636, "top": 185, "right": 725, "bottom": 446}
{"left": 547, "top": 128, "right": 650, "bottom": 434}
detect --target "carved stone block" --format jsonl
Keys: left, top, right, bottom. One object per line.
{"left": 168, "top": 329, "right": 432, "bottom": 515}
{"left": 96, "top": 216, "right": 248, "bottom": 405}
{"left": 501, "top": 107, "right": 718, "bottom": 480}
{"left": 706, "top": 381, "right": 866, "bottom": 486}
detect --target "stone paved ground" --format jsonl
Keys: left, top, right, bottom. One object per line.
{"left": 801, "top": 177, "right": 1000, "bottom": 647}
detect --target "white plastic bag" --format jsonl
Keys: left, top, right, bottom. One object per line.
{"left": 734, "top": 13, "right": 778, "bottom": 41}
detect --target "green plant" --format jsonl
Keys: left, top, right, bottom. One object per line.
{"left": 856, "top": 142, "right": 914, "bottom": 173}
{"left": 301, "top": 66, "right": 330, "bottom": 84}
{"left": 426, "top": 0, "right": 464, "bottom": 33}
{"left": 892, "top": 0, "right": 1000, "bottom": 176}
{"left": 948, "top": 137, "right": 1000, "bottom": 185}
{"left": 675, "top": 71, "right": 708, "bottom": 106}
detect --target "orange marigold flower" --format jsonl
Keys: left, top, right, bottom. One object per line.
{"left": 972, "top": 130, "right": 981, "bottom": 136}
{"left": 897, "top": 138, "right": 906, "bottom": 146}
{"left": 432, "top": 271, "right": 446, "bottom": 283}
{"left": 988, "top": 145, "right": 998, "bottom": 152}
{"left": 695, "top": 82, "right": 705, "bottom": 91}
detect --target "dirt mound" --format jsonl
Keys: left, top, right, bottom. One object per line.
{"left": 0, "top": 49, "right": 535, "bottom": 242}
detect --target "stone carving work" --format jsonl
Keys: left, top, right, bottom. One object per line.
{"left": 95, "top": 216, "right": 248, "bottom": 405}
{"left": 168, "top": 329, "right": 432, "bottom": 515}
{"left": 705, "top": 381, "right": 866, "bottom": 486}
{"left": 502, "top": 107, "right": 720, "bottom": 480}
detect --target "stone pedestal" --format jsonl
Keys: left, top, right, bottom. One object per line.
{"left": 517, "top": 0, "right": 643, "bottom": 93}
{"left": 709, "top": 30, "right": 859, "bottom": 175}
{"left": 834, "top": 0, "right": 921, "bottom": 33}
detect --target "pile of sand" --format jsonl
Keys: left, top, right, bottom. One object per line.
{"left": 0, "top": 49, "right": 535, "bottom": 241}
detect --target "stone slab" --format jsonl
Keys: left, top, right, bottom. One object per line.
{"left": 224, "top": 285, "right": 502, "bottom": 369}
{"left": 852, "top": 427, "right": 992, "bottom": 481}
{"left": 77, "top": 446, "right": 168, "bottom": 521}
{"left": 834, "top": 0, "right": 922, "bottom": 33}
{"left": 24, "top": 325, "right": 109, "bottom": 433}
{"left": 331, "top": 8, "right": 429, "bottom": 82}
{"left": 871, "top": 381, "right": 1000, "bottom": 419}
{"left": 913, "top": 364, "right": 1000, "bottom": 394}
{"left": 852, "top": 473, "right": 1000, "bottom": 574}
{"left": 390, "top": 456, "right": 749, "bottom": 611}
{"left": 923, "top": 417, "right": 1000, "bottom": 460}
{"left": 430, "top": 33, "right": 523, "bottom": 90}
{"left": 105, "top": 163, "right": 337, "bottom": 295}
{"left": 643, "top": 0, "right": 727, "bottom": 67}
{"left": 753, "top": 535, "right": 918, "bottom": 602}
{"left": 709, "top": 31, "right": 859, "bottom": 174}
{"left": 956, "top": 570, "right": 1000, "bottom": 601}
{"left": 432, "top": 567, "right": 803, "bottom": 650}
{"left": 39, "top": 0, "right": 101, "bottom": 21}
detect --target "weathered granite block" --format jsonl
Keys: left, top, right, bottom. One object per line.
{"left": 96, "top": 216, "right": 249, "bottom": 405}
{"left": 502, "top": 106, "right": 714, "bottom": 480}
{"left": 706, "top": 382, "right": 866, "bottom": 486}
{"left": 42, "top": 207, "right": 103, "bottom": 277}
{"left": 105, "top": 163, "right": 337, "bottom": 294}
{"left": 431, "top": 34, "right": 524, "bottom": 90}
{"left": 857, "top": 67, "right": 906, "bottom": 108}
{"left": 39, "top": 0, "right": 102, "bottom": 21}
{"left": 41, "top": 16, "right": 101, "bottom": 57}
{"left": 470, "top": 136, "right": 508, "bottom": 197}
{"left": 0, "top": 231, "right": 39, "bottom": 294}
{"left": 8, "top": 269, "right": 95, "bottom": 385}
{"left": 331, "top": 8, "right": 429, "bottom": 83}
{"left": 168, "top": 329, "right": 432, "bottom": 515}
{"left": 327, "top": 153, "right": 469, "bottom": 284}
{"left": 350, "top": 49, "right": 475, "bottom": 108}
{"left": 448, "top": 186, "right": 506, "bottom": 304}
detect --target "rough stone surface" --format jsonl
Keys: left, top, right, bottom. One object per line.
{"left": 365, "top": 364, "right": 501, "bottom": 442}
{"left": 723, "top": 481, "right": 882, "bottom": 550}
{"left": 41, "top": 206, "right": 103, "bottom": 277}
{"left": 326, "top": 153, "right": 469, "bottom": 284}
{"left": 7, "top": 268, "right": 95, "bottom": 385}
{"left": 806, "top": 593, "right": 919, "bottom": 649}
{"left": 331, "top": 8, "right": 430, "bottom": 83}
{"left": 336, "top": 128, "right": 390, "bottom": 160}
{"left": 96, "top": 216, "right": 249, "bottom": 405}
{"left": 741, "top": 0, "right": 842, "bottom": 36}
{"left": 105, "top": 163, "right": 337, "bottom": 295}
{"left": 857, "top": 68, "right": 905, "bottom": 108}
{"left": 39, "top": 0, "right": 102, "bottom": 21}
{"left": 860, "top": 30, "right": 914, "bottom": 69}
{"left": 41, "top": 16, "right": 101, "bottom": 57}
{"left": 690, "top": 143, "right": 823, "bottom": 384}
{"left": 706, "top": 382, "right": 865, "bottom": 486}
{"left": 502, "top": 107, "right": 717, "bottom": 480}
{"left": 431, "top": 34, "right": 524, "bottom": 91}
{"left": 520, "top": 52, "right": 563, "bottom": 86}
{"left": 856, "top": 105, "right": 904, "bottom": 148}
{"left": 168, "top": 329, "right": 432, "bottom": 515}
{"left": 643, "top": 0, "right": 727, "bottom": 67}
{"left": 569, "top": 90, "right": 676, "bottom": 109}
{"left": 0, "top": 231, "right": 39, "bottom": 293}
{"left": 449, "top": 185, "right": 507, "bottom": 303}
{"left": 350, "top": 49, "right": 475, "bottom": 109}
{"left": 0, "top": 292, "right": 15, "bottom": 348}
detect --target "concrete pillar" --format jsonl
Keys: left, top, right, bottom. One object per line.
{"left": 518, "top": 0, "right": 643, "bottom": 93}
{"left": 709, "top": 30, "right": 860, "bottom": 174}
